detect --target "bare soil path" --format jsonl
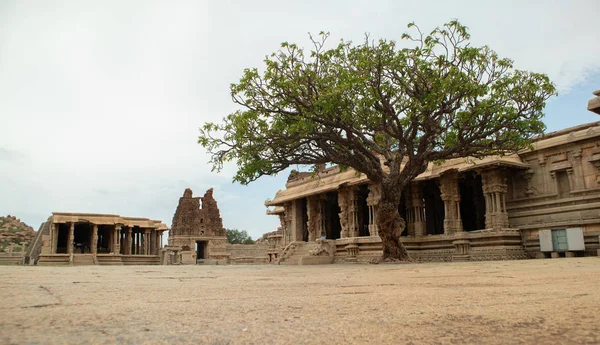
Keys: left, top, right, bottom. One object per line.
{"left": 0, "top": 258, "right": 599, "bottom": 344}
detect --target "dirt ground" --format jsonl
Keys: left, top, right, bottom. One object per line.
{"left": 0, "top": 258, "right": 599, "bottom": 345}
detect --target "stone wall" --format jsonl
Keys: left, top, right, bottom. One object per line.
{"left": 227, "top": 244, "right": 270, "bottom": 264}
{"left": 507, "top": 126, "right": 600, "bottom": 246}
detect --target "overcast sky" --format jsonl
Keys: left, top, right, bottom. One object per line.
{"left": 1, "top": 0, "right": 599, "bottom": 240}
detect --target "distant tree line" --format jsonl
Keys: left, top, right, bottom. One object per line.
{"left": 226, "top": 228, "right": 255, "bottom": 244}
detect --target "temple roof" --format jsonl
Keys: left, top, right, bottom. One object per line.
{"left": 51, "top": 212, "right": 169, "bottom": 229}
{"left": 265, "top": 154, "right": 528, "bottom": 206}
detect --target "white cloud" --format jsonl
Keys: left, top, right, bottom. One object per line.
{"left": 1, "top": 0, "right": 599, "bottom": 239}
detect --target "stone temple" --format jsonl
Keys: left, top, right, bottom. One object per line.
{"left": 164, "top": 188, "right": 229, "bottom": 264}
{"left": 11, "top": 89, "right": 600, "bottom": 266}
{"left": 258, "top": 89, "right": 600, "bottom": 264}
{"left": 32, "top": 213, "right": 168, "bottom": 265}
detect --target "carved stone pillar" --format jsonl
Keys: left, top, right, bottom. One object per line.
{"left": 409, "top": 183, "right": 425, "bottom": 237}
{"left": 283, "top": 203, "right": 293, "bottom": 245}
{"left": 348, "top": 188, "right": 360, "bottom": 237}
{"left": 338, "top": 188, "right": 350, "bottom": 238}
{"left": 366, "top": 183, "right": 382, "bottom": 237}
{"left": 91, "top": 224, "right": 98, "bottom": 254}
{"left": 318, "top": 194, "right": 327, "bottom": 239}
{"left": 67, "top": 222, "right": 75, "bottom": 255}
{"left": 113, "top": 225, "right": 121, "bottom": 254}
{"left": 482, "top": 169, "right": 510, "bottom": 230}
{"left": 127, "top": 228, "right": 132, "bottom": 255}
{"left": 51, "top": 223, "right": 59, "bottom": 254}
{"left": 306, "top": 196, "right": 320, "bottom": 242}
{"left": 439, "top": 172, "right": 463, "bottom": 235}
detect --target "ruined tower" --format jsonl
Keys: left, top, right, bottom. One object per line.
{"left": 167, "top": 188, "right": 228, "bottom": 264}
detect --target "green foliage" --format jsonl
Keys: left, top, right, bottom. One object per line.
{"left": 226, "top": 228, "right": 255, "bottom": 245}
{"left": 199, "top": 20, "right": 556, "bottom": 188}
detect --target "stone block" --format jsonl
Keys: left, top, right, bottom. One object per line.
{"left": 551, "top": 252, "right": 560, "bottom": 258}
{"left": 565, "top": 251, "right": 575, "bottom": 258}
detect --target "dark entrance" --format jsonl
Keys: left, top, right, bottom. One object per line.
{"left": 423, "top": 180, "right": 445, "bottom": 235}
{"left": 97, "top": 225, "right": 112, "bottom": 253}
{"left": 56, "top": 223, "right": 69, "bottom": 253}
{"left": 324, "top": 192, "right": 341, "bottom": 239}
{"left": 459, "top": 172, "right": 486, "bottom": 231}
{"left": 73, "top": 223, "right": 92, "bottom": 253}
{"left": 357, "top": 185, "right": 370, "bottom": 237}
{"left": 196, "top": 240, "right": 207, "bottom": 261}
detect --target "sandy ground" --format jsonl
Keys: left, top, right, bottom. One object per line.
{"left": 0, "top": 258, "right": 599, "bottom": 345}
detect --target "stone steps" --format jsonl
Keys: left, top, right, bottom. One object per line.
{"left": 37, "top": 254, "right": 70, "bottom": 266}
{"left": 0, "top": 256, "right": 24, "bottom": 265}
{"left": 279, "top": 243, "right": 319, "bottom": 265}
{"left": 73, "top": 254, "right": 96, "bottom": 266}
{"left": 96, "top": 255, "right": 123, "bottom": 265}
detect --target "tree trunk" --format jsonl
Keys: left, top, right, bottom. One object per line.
{"left": 376, "top": 182, "right": 410, "bottom": 261}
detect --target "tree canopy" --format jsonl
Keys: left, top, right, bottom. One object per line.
{"left": 226, "top": 228, "right": 255, "bottom": 245}
{"left": 200, "top": 20, "right": 556, "bottom": 260}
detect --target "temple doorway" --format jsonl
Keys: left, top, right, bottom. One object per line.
{"left": 324, "top": 192, "right": 341, "bottom": 239}
{"left": 196, "top": 241, "right": 207, "bottom": 261}
{"left": 97, "top": 225, "right": 112, "bottom": 253}
{"left": 423, "top": 180, "right": 445, "bottom": 235}
{"left": 56, "top": 224, "right": 69, "bottom": 253}
{"left": 357, "top": 185, "right": 370, "bottom": 237}
{"left": 73, "top": 223, "right": 92, "bottom": 253}
{"left": 459, "top": 172, "right": 486, "bottom": 231}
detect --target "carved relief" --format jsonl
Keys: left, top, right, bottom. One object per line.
{"left": 337, "top": 188, "right": 350, "bottom": 238}
{"left": 439, "top": 172, "right": 463, "bottom": 235}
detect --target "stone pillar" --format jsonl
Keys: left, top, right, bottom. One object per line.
{"left": 136, "top": 232, "right": 140, "bottom": 255}
{"left": 91, "top": 224, "right": 98, "bottom": 254}
{"left": 348, "top": 188, "right": 360, "bottom": 237}
{"left": 51, "top": 223, "right": 59, "bottom": 254}
{"left": 67, "top": 222, "right": 75, "bottom": 254}
{"left": 127, "top": 228, "right": 132, "bottom": 255}
{"left": 290, "top": 199, "right": 305, "bottom": 241}
{"left": 482, "top": 169, "right": 510, "bottom": 230}
{"left": 409, "top": 183, "right": 426, "bottom": 237}
{"left": 366, "top": 183, "right": 382, "bottom": 237}
{"left": 338, "top": 188, "right": 350, "bottom": 238}
{"left": 306, "top": 196, "right": 320, "bottom": 242}
{"left": 283, "top": 203, "right": 292, "bottom": 245}
{"left": 113, "top": 225, "right": 121, "bottom": 254}
{"left": 439, "top": 172, "right": 463, "bottom": 235}
{"left": 144, "top": 230, "right": 149, "bottom": 255}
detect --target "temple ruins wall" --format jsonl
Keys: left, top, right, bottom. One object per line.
{"left": 506, "top": 131, "right": 600, "bottom": 256}
{"left": 226, "top": 244, "right": 271, "bottom": 264}
{"left": 266, "top": 120, "right": 600, "bottom": 262}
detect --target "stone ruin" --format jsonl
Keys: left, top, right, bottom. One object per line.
{"left": 170, "top": 188, "right": 226, "bottom": 238}
{"left": 164, "top": 188, "right": 228, "bottom": 264}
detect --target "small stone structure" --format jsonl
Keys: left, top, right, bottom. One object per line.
{"left": 164, "top": 188, "right": 229, "bottom": 264}
{"left": 34, "top": 213, "right": 168, "bottom": 265}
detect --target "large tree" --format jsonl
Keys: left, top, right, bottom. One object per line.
{"left": 199, "top": 21, "right": 556, "bottom": 261}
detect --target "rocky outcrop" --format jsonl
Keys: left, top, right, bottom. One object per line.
{"left": 0, "top": 215, "right": 36, "bottom": 252}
